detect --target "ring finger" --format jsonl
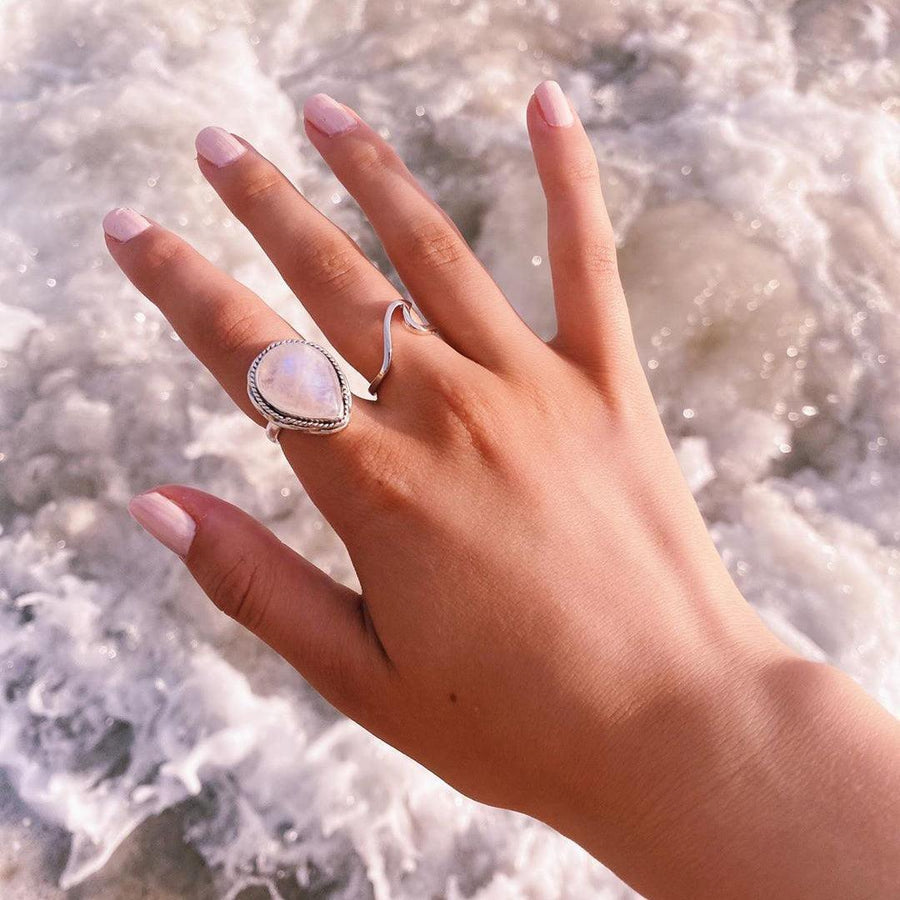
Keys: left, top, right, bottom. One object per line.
{"left": 194, "top": 126, "right": 457, "bottom": 386}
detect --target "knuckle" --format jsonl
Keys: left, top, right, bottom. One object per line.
{"left": 557, "top": 235, "right": 620, "bottom": 282}
{"left": 579, "top": 241, "right": 620, "bottom": 281}
{"left": 235, "top": 167, "right": 284, "bottom": 211}
{"left": 213, "top": 308, "right": 264, "bottom": 356}
{"left": 138, "top": 237, "right": 193, "bottom": 293}
{"left": 346, "top": 428, "right": 420, "bottom": 515}
{"left": 349, "top": 139, "right": 396, "bottom": 177}
{"left": 401, "top": 220, "right": 467, "bottom": 269}
{"left": 430, "top": 371, "right": 504, "bottom": 463}
{"left": 209, "top": 555, "right": 270, "bottom": 633}
{"left": 299, "top": 243, "right": 365, "bottom": 294}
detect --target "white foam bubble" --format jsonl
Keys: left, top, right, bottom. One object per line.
{"left": 2, "top": 0, "right": 899, "bottom": 896}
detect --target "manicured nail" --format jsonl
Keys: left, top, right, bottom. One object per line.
{"left": 103, "top": 208, "right": 151, "bottom": 243}
{"left": 195, "top": 126, "right": 247, "bottom": 167}
{"left": 534, "top": 80, "right": 574, "bottom": 128}
{"left": 128, "top": 491, "right": 196, "bottom": 558}
{"left": 303, "top": 93, "right": 358, "bottom": 136}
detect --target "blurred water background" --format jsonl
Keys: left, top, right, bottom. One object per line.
{"left": 1, "top": 0, "right": 899, "bottom": 897}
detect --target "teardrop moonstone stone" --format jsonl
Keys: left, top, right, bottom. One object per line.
{"left": 255, "top": 343, "right": 343, "bottom": 420}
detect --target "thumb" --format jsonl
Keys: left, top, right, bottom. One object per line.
{"left": 127, "top": 485, "right": 389, "bottom": 718}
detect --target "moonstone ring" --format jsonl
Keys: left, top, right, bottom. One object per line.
{"left": 247, "top": 339, "right": 352, "bottom": 442}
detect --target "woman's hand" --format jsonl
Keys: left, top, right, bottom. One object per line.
{"left": 105, "top": 83, "right": 900, "bottom": 898}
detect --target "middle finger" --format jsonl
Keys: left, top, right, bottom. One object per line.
{"left": 194, "top": 126, "right": 443, "bottom": 383}
{"left": 302, "top": 94, "right": 537, "bottom": 373}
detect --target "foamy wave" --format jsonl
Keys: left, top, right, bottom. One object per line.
{"left": 2, "top": 0, "right": 898, "bottom": 896}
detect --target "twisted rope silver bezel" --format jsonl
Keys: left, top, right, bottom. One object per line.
{"left": 247, "top": 339, "right": 352, "bottom": 435}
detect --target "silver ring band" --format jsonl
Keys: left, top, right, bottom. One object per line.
{"left": 368, "top": 299, "right": 437, "bottom": 396}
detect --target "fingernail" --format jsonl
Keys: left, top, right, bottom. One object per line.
{"left": 303, "top": 93, "right": 358, "bottom": 136}
{"left": 195, "top": 126, "right": 247, "bottom": 167}
{"left": 535, "top": 80, "right": 574, "bottom": 128}
{"left": 128, "top": 491, "right": 196, "bottom": 558}
{"left": 103, "top": 207, "right": 151, "bottom": 243}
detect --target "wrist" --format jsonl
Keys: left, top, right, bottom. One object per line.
{"left": 523, "top": 611, "right": 790, "bottom": 857}
{"left": 543, "top": 644, "right": 900, "bottom": 899}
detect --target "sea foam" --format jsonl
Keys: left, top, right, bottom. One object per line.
{"left": 1, "top": 0, "right": 899, "bottom": 896}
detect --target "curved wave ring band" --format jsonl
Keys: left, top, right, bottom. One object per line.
{"left": 247, "top": 339, "right": 352, "bottom": 443}
{"left": 368, "top": 299, "right": 438, "bottom": 396}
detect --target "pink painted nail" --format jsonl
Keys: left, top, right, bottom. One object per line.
{"left": 534, "top": 80, "right": 574, "bottom": 128}
{"left": 303, "top": 93, "right": 358, "bottom": 136}
{"left": 103, "top": 208, "right": 151, "bottom": 243}
{"left": 128, "top": 491, "right": 196, "bottom": 558}
{"left": 195, "top": 126, "right": 247, "bottom": 167}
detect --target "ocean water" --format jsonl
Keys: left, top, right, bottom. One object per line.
{"left": 1, "top": 0, "right": 899, "bottom": 897}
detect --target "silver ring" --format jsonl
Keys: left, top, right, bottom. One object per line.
{"left": 247, "top": 339, "right": 352, "bottom": 443}
{"left": 368, "top": 300, "right": 437, "bottom": 396}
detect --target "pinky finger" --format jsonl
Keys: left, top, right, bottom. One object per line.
{"left": 526, "top": 82, "right": 637, "bottom": 380}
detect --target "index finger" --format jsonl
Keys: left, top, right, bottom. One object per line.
{"left": 102, "top": 208, "right": 382, "bottom": 499}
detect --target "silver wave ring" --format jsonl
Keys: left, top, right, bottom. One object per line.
{"left": 367, "top": 299, "right": 437, "bottom": 396}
